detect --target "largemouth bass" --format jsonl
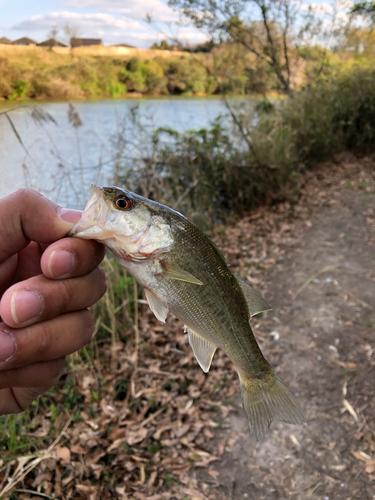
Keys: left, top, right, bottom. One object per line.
{"left": 69, "top": 185, "right": 305, "bottom": 440}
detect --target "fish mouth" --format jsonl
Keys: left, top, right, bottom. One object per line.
{"left": 68, "top": 184, "right": 111, "bottom": 239}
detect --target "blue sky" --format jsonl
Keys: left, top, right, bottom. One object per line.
{"left": 0, "top": 0, "right": 208, "bottom": 48}
{"left": 0, "top": 0, "right": 353, "bottom": 49}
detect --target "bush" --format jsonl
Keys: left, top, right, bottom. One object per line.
{"left": 115, "top": 107, "right": 291, "bottom": 227}
{"left": 114, "top": 67, "right": 375, "bottom": 226}
{"left": 158, "top": 57, "right": 211, "bottom": 95}
{"left": 9, "top": 79, "right": 31, "bottom": 100}
{"left": 259, "top": 67, "right": 375, "bottom": 169}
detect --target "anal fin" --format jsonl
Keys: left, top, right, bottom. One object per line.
{"left": 185, "top": 326, "right": 217, "bottom": 373}
{"left": 236, "top": 277, "right": 272, "bottom": 317}
{"left": 144, "top": 288, "right": 169, "bottom": 323}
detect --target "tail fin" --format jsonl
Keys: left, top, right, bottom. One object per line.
{"left": 240, "top": 371, "right": 305, "bottom": 441}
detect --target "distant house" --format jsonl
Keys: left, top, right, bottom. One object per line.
{"left": 12, "top": 37, "right": 37, "bottom": 46}
{"left": 0, "top": 37, "right": 12, "bottom": 44}
{"left": 71, "top": 38, "right": 102, "bottom": 48}
{"left": 115, "top": 43, "right": 136, "bottom": 48}
{"left": 38, "top": 38, "right": 67, "bottom": 48}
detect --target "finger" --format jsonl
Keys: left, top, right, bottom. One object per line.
{"left": 41, "top": 237, "right": 106, "bottom": 280}
{"left": 0, "top": 310, "right": 94, "bottom": 370}
{"left": 0, "top": 358, "right": 65, "bottom": 393}
{"left": 0, "top": 267, "right": 106, "bottom": 328}
{"left": 0, "top": 189, "right": 82, "bottom": 264}
{"left": 11, "top": 242, "right": 43, "bottom": 283}
{"left": 0, "top": 255, "right": 18, "bottom": 298}
{"left": 0, "top": 386, "right": 56, "bottom": 414}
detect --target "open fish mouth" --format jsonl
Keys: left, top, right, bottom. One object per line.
{"left": 68, "top": 184, "right": 111, "bottom": 239}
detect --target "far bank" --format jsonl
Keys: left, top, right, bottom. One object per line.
{"left": 0, "top": 43, "right": 299, "bottom": 101}
{"left": 0, "top": 44, "right": 243, "bottom": 100}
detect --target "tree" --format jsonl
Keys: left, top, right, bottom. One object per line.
{"left": 64, "top": 23, "right": 80, "bottom": 48}
{"left": 47, "top": 26, "right": 59, "bottom": 47}
{"left": 151, "top": 39, "right": 175, "bottom": 50}
{"left": 351, "top": 1, "right": 375, "bottom": 20}
{"left": 168, "top": 0, "right": 301, "bottom": 95}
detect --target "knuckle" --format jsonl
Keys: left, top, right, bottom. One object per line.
{"left": 49, "top": 358, "right": 65, "bottom": 384}
{"left": 34, "top": 322, "right": 52, "bottom": 358}
{"left": 84, "top": 310, "right": 95, "bottom": 340}
{"left": 95, "top": 242, "right": 106, "bottom": 261}
{"left": 16, "top": 188, "right": 58, "bottom": 215}
{"left": 58, "top": 279, "right": 76, "bottom": 311}
{"left": 96, "top": 267, "right": 108, "bottom": 294}
{"left": 15, "top": 188, "right": 45, "bottom": 207}
{"left": 15, "top": 188, "right": 36, "bottom": 199}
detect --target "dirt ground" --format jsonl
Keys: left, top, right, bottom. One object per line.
{"left": 197, "top": 157, "right": 375, "bottom": 499}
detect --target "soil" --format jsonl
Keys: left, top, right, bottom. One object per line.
{"left": 197, "top": 156, "right": 375, "bottom": 500}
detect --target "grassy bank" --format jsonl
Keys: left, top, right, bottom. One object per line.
{"left": 0, "top": 44, "right": 253, "bottom": 100}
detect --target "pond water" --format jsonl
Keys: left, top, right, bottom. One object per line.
{"left": 0, "top": 97, "right": 247, "bottom": 207}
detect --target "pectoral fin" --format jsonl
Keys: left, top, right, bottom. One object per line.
{"left": 185, "top": 326, "right": 217, "bottom": 373}
{"left": 144, "top": 288, "right": 169, "bottom": 323}
{"left": 236, "top": 277, "right": 272, "bottom": 317}
{"left": 161, "top": 262, "right": 203, "bottom": 285}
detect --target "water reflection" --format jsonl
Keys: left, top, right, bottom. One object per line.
{"left": 0, "top": 98, "right": 244, "bottom": 206}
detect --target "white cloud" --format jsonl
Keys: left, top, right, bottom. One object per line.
{"left": 301, "top": 2, "right": 334, "bottom": 14}
{"left": 10, "top": 9, "right": 207, "bottom": 48}
{"left": 64, "top": 0, "right": 180, "bottom": 23}
{"left": 12, "top": 11, "right": 143, "bottom": 34}
{"left": 301, "top": 0, "right": 353, "bottom": 15}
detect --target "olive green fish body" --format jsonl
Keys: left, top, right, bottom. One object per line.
{"left": 147, "top": 212, "right": 270, "bottom": 379}
{"left": 70, "top": 185, "right": 305, "bottom": 440}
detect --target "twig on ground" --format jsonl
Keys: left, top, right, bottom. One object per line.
{"left": 292, "top": 265, "right": 336, "bottom": 299}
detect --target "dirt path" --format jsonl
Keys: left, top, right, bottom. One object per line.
{"left": 199, "top": 158, "right": 375, "bottom": 499}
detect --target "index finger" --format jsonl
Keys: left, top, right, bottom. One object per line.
{"left": 0, "top": 189, "right": 81, "bottom": 264}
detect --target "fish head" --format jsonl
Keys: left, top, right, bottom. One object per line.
{"left": 69, "top": 184, "right": 173, "bottom": 261}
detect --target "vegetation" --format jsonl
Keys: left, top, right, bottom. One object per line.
{"left": 0, "top": 13, "right": 374, "bottom": 102}
{"left": 0, "top": 46, "right": 264, "bottom": 100}
{"left": 150, "top": 39, "right": 176, "bottom": 50}
{"left": 3, "top": 0, "right": 375, "bottom": 495}
{"left": 90, "top": 64, "right": 372, "bottom": 228}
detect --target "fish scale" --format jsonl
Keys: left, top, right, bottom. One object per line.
{"left": 69, "top": 185, "right": 305, "bottom": 440}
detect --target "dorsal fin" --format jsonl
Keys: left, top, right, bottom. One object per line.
{"left": 236, "top": 277, "right": 272, "bottom": 317}
{"left": 185, "top": 326, "right": 217, "bottom": 373}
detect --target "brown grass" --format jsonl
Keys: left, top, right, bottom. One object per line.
{"left": 0, "top": 44, "right": 192, "bottom": 66}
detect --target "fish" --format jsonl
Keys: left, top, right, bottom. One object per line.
{"left": 69, "top": 184, "right": 305, "bottom": 440}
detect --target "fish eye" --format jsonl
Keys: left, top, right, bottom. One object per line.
{"left": 114, "top": 195, "right": 132, "bottom": 210}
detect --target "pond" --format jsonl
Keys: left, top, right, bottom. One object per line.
{"left": 0, "top": 97, "right": 248, "bottom": 207}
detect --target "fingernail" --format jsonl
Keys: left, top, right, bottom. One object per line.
{"left": 58, "top": 208, "right": 82, "bottom": 224}
{"left": 0, "top": 331, "right": 15, "bottom": 362}
{"left": 48, "top": 250, "right": 77, "bottom": 278}
{"left": 11, "top": 291, "right": 44, "bottom": 325}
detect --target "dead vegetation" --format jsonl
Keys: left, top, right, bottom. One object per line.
{"left": 0, "top": 154, "right": 374, "bottom": 499}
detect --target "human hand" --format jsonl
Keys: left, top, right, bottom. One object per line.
{"left": 0, "top": 189, "right": 106, "bottom": 415}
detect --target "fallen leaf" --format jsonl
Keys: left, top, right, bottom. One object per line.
{"left": 55, "top": 446, "right": 71, "bottom": 465}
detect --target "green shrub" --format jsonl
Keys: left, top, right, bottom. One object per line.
{"left": 116, "top": 110, "right": 289, "bottom": 226}
{"left": 9, "top": 79, "right": 31, "bottom": 99}
{"left": 160, "top": 57, "right": 210, "bottom": 95}
{"left": 115, "top": 67, "right": 375, "bottom": 226}
{"left": 264, "top": 67, "right": 375, "bottom": 168}
{"left": 106, "top": 79, "right": 127, "bottom": 97}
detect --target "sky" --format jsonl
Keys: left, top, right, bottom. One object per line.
{"left": 0, "top": 0, "right": 209, "bottom": 48}
{"left": 0, "top": 0, "right": 355, "bottom": 49}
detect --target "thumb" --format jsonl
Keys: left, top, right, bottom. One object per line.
{"left": 0, "top": 189, "right": 82, "bottom": 264}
